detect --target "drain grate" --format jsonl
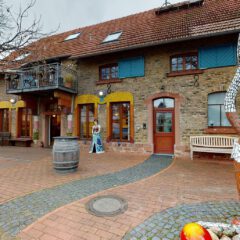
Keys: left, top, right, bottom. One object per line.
{"left": 85, "top": 195, "right": 128, "bottom": 217}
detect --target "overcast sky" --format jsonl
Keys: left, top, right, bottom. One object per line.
{"left": 6, "top": 0, "right": 181, "bottom": 34}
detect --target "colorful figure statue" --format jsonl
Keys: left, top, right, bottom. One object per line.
{"left": 180, "top": 223, "right": 212, "bottom": 240}
{"left": 89, "top": 119, "right": 104, "bottom": 154}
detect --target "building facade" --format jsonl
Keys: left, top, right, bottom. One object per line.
{"left": 0, "top": 0, "right": 240, "bottom": 157}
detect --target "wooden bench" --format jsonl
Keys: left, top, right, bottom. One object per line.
{"left": 0, "top": 132, "right": 11, "bottom": 146}
{"left": 190, "top": 135, "right": 238, "bottom": 160}
{"left": 9, "top": 138, "right": 32, "bottom": 147}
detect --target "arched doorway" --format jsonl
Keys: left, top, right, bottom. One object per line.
{"left": 153, "top": 98, "right": 175, "bottom": 154}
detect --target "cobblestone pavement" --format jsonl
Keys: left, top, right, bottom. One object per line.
{"left": 19, "top": 157, "right": 238, "bottom": 240}
{"left": 0, "top": 155, "right": 172, "bottom": 237}
{"left": 0, "top": 147, "right": 147, "bottom": 203}
{"left": 124, "top": 201, "right": 240, "bottom": 240}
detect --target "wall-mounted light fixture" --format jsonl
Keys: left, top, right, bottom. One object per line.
{"left": 9, "top": 98, "right": 17, "bottom": 105}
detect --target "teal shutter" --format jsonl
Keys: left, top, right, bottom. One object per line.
{"left": 199, "top": 43, "right": 237, "bottom": 69}
{"left": 119, "top": 56, "right": 145, "bottom": 78}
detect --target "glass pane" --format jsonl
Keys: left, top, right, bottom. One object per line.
{"left": 112, "top": 104, "right": 120, "bottom": 120}
{"left": 192, "top": 56, "right": 198, "bottom": 69}
{"left": 122, "top": 118, "right": 129, "bottom": 140}
{"left": 178, "top": 57, "right": 183, "bottom": 64}
{"left": 186, "top": 58, "right": 192, "bottom": 70}
{"left": 221, "top": 105, "right": 231, "bottom": 126}
{"left": 177, "top": 63, "right": 183, "bottom": 71}
{"left": 208, "top": 92, "right": 226, "bottom": 104}
{"left": 122, "top": 103, "right": 129, "bottom": 118}
{"left": 171, "top": 58, "right": 177, "bottom": 64}
{"left": 81, "top": 105, "right": 87, "bottom": 116}
{"left": 80, "top": 105, "right": 87, "bottom": 138}
{"left": 208, "top": 105, "right": 220, "bottom": 126}
{"left": 88, "top": 104, "right": 94, "bottom": 137}
{"left": 172, "top": 64, "right": 177, "bottom": 71}
{"left": 154, "top": 98, "right": 174, "bottom": 108}
{"left": 3, "top": 109, "right": 9, "bottom": 131}
{"left": 111, "top": 66, "right": 118, "bottom": 79}
{"left": 112, "top": 122, "right": 120, "bottom": 139}
{"left": 156, "top": 112, "right": 173, "bottom": 133}
{"left": 122, "top": 103, "right": 130, "bottom": 140}
{"left": 101, "top": 68, "right": 110, "bottom": 80}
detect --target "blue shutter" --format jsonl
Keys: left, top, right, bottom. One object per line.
{"left": 119, "top": 56, "right": 145, "bottom": 78}
{"left": 199, "top": 43, "right": 237, "bottom": 69}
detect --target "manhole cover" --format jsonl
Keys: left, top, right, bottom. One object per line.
{"left": 85, "top": 195, "right": 128, "bottom": 217}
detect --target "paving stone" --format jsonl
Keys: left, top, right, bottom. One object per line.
{"left": 0, "top": 155, "right": 172, "bottom": 237}
{"left": 123, "top": 201, "right": 240, "bottom": 240}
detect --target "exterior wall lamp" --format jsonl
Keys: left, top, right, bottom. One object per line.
{"left": 97, "top": 84, "right": 112, "bottom": 103}
{"left": 9, "top": 98, "right": 17, "bottom": 105}
{"left": 98, "top": 89, "right": 107, "bottom": 103}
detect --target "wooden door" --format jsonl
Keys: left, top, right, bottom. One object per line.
{"left": 153, "top": 98, "right": 175, "bottom": 154}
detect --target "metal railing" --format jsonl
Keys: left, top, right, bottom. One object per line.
{"left": 6, "top": 63, "right": 78, "bottom": 93}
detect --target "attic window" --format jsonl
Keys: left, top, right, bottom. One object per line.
{"left": 64, "top": 32, "right": 81, "bottom": 41}
{"left": 15, "top": 53, "right": 30, "bottom": 61}
{"left": 103, "top": 31, "right": 122, "bottom": 43}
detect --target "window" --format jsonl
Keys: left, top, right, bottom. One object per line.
{"left": 99, "top": 64, "right": 119, "bottom": 81}
{"left": 111, "top": 102, "right": 130, "bottom": 141}
{"left": 171, "top": 53, "right": 198, "bottom": 72}
{"left": 0, "top": 109, "right": 9, "bottom": 132}
{"left": 64, "top": 32, "right": 81, "bottom": 41}
{"left": 154, "top": 98, "right": 174, "bottom": 108}
{"left": 208, "top": 92, "right": 231, "bottom": 127}
{"left": 79, "top": 104, "right": 95, "bottom": 139}
{"left": 103, "top": 31, "right": 122, "bottom": 43}
{"left": 19, "top": 108, "right": 32, "bottom": 137}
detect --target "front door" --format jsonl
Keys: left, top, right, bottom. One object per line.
{"left": 153, "top": 98, "right": 175, "bottom": 154}
{"left": 49, "top": 115, "right": 61, "bottom": 145}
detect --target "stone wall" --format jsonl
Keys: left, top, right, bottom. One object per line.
{"left": 75, "top": 34, "right": 239, "bottom": 155}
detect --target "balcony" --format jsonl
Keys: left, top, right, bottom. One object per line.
{"left": 6, "top": 63, "right": 78, "bottom": 95}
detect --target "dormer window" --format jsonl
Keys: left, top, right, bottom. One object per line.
{"left": 64, "top": 32, "right": 81, "bottom": 41}
{"left": 102, "top": 31, "right": 122, "bottom": 43}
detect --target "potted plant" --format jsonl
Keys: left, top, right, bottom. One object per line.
{"left": 64, "top": 73, "right": 73, "bottom": 88}
{"left": 33, "top": 129, "right": 39, "bottom": 144}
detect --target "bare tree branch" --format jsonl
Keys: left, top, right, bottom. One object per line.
{"left": 0, "top": 0, "right": 59, "bottom": 69}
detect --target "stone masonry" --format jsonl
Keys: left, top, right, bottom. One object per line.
{"left": 73, "top": 34, "right": 239, "bottom": 155}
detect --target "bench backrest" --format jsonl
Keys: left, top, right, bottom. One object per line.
{"left": 190, "top": 136, "right": 238, "bottom": 148}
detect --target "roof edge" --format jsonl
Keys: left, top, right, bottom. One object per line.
{"left": 71, "top": 29, "right": 240, "bottom": 60}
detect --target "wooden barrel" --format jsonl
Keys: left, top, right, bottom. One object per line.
{"left": 53, "top": 137, "right": 79, "bottom": 173}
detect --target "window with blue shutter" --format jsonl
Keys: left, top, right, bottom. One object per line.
{"left": 199, "top": 43, "right": 237, "bottom": 69}
{"left": 118, "top": 56, "right": 145, "bottom": 78}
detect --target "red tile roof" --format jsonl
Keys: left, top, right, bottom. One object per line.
{"left": 2, "top": 0, "right": 240, "bottom": 68}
